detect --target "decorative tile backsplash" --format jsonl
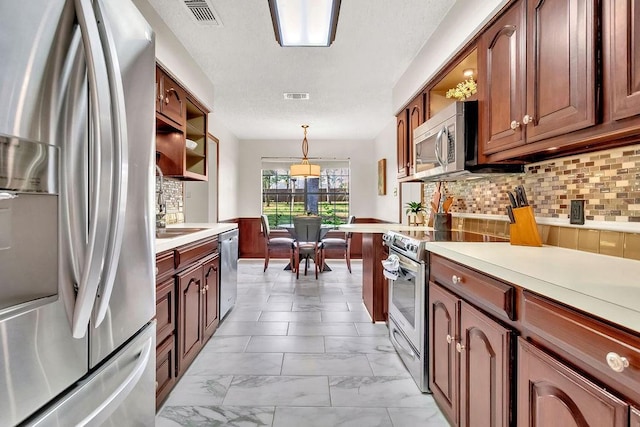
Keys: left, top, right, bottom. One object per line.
{"left": 425, "top": 144, "right": 640, "bottom": 222}
{"left": 156, "top": 178, "right": 184, "bottom": 224}
{"left": 423, "top": 144, "right": 640, "bottom": 259}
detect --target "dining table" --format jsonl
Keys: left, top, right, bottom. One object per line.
{"left": 277, "top": 223, "right": 336, "bottom": 271}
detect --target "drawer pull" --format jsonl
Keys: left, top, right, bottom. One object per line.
{"left": 510, "top": 120, "right": 520, "bottom": 130}
{"left": 446, "top": 334, "right": 453, "bottom": 344}
{"left": 606, "top": 352, "right": 629, "bottom": 373}
{"left": 456, "top": 342, "right": 465, "bottom": 353}
{"left": 452, "top": 275, "right": 462, "bottom": 284}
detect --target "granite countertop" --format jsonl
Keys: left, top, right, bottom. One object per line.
{"left": 155, "top": 222, "right": 238, "bottom": 254}
{"left": 425, "top": 242, "right": 640, "bottom": 334}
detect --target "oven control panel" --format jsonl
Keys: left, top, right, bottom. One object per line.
{"left": 382, "top": 231, "right": 427, "bottom": 262}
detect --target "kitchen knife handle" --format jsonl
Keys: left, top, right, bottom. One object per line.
{"left": 506, "top": 206, "right": 515, "bottom": 224}
{"left": 516, "top": 185, "right": 529, "bottom": 206}
{"left": 508, "top": 192, "right": 518, "bottom": 208}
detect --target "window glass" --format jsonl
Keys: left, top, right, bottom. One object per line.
{"left": 261, "top": 161, "right": 350, "bottom": 226}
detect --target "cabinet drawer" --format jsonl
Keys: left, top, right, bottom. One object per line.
{"left": 523, "top": 291, "right": 640, "bottom": 403}
{"left": 156, "top": 334, "right": 176, "bottom": 409}
{"left": 430, "top": 254, "right": 515, "bottom": 320}
{"left": 156, "top": 250, "right": 175, "bottom": 282}
{"left": 175, "top": 237, "right": 218, "bottom": 271}
{"left": 156, "top": 278, "right": 175, "bottom": 345}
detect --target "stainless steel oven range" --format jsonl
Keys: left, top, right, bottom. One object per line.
{"left": 382, "top": 230, "right": 430, "bottom": 392}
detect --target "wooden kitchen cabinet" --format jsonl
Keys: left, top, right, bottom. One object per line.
{"left": 517, "top": 338, "right": 628, "bottom": 427}
{"left": 155, "top": 237, "right": 220, "bottom": 409}
{"left": 156, "top": 67, "right": 186, "bottom": 129}
{"left": 479, "top": 0, "right": 597, "bottom": 160}
{"left": 428, "top": 283, "right": 459, "bottom": 425}
{"left": 396, "top": 109, "right": 409, "bottom": 178}
{"left": 202, "top": 254, "right": 220, "bottom": 341}
{"left": 155, "top": 64, "right": 208, "bottom": 181}
{"left": 177, "top": 263, "right": 204, "bottom": 374}
{"left": 407, "top": 91, "right": 426, "bottom": 176}
{"left": 632, "top": 407, "right": 640, "bottom": 427}
{"left": 428, "top": 282, "right": 512, "bottom": 427}
{"left": 605, "top": 0, "right": 640, "bottom": 121}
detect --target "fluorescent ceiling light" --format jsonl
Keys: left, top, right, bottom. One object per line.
{"left": 269, "top": 0, "right": 341, "bottom": 47}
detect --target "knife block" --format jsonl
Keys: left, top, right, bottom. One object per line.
{"left": 509, "top": 206, "right": 542, "bottom": 247}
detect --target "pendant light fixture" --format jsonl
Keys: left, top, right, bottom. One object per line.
{"left": 290, "top": 125, "right": 320, "bottom": 178}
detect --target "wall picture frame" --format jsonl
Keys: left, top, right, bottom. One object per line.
{"left": 378, "top": 158, "right": 386, "bottom": 195}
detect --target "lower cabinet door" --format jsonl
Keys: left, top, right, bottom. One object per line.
{"left": 202, "top": 254, "right": 220, "bottom": 341}
{"left": 428, "top": 283, "right": 459, "bottom": 425}
{"left": 459, "top": 302, "right": 512, "bottom": 427}
{"left": 177, "top": 263, "right": 203, "bottom": 374}
{"left": 517, "top": 338, "right": 628, "bottom": 427}
{"left": 156, "top": 334, "right": 176, "bottom": 409}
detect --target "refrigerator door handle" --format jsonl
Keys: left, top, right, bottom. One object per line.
{"left": 71, "top": 0, "right": 116, "bottom": 339}
{"left": 77, "top": 336, "right": 152, "bottom": 426}
{"left": 92, "top": 0, "right": 129, "bottom": 327}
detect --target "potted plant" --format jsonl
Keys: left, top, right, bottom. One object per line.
{"left": 405, "top": 201, "right": 426, "bottom": 225}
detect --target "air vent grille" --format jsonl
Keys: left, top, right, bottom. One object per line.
{"left": 283, "top": 93, "right": 310, "bottom": 100}
{"left": 184, "top": 0, "right": 222, "bottom": 25}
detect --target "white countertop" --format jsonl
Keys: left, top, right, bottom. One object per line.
{"left": 339, "top": 223, "right": 433, "bottom": 233}
{"left": 155, "top": 223, "right": 238, "bottom": 254}
{"left": 425, "top": 242, "right": 640, "bottom": 333}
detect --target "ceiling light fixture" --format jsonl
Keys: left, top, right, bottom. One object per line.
{"left": 290, "top": 125, "right": 320, "bottom": 177}
{"left": 268, "top": 0, "right": 341, "bottom": 47}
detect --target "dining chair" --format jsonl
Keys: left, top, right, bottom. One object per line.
{"left": 321, "top": 215, "right": 356, "bottom": 273}
{"left": 260, "top": 214, "right": 295, "bottom": 272}
{"left": 292, "top": 215, "right": 323, "bottom": 279}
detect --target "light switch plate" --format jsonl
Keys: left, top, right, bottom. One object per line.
{"left": 570, "top": 200, "right": 585, "bottom": 225}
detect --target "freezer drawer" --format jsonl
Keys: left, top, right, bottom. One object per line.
{"left": 25, "top": 321, "right": 156, "bottom": 427}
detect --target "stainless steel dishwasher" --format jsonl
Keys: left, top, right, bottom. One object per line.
{"left": 219, "top": 229, "right": 238, "bottom": 319}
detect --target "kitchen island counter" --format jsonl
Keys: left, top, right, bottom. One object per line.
{"left": 155, "top": 223, "right": 237, "bottom": 254}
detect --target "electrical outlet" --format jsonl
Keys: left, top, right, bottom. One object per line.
{"left": 570, "top": 200, "right": 585, "bottom": 225}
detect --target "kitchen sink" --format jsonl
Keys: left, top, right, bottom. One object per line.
{"left": 155, "top": 227, "right": 208, "bottom": 239}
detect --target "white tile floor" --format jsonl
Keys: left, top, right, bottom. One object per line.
{"left": 156, "top": 259, "right": 449, "bottom": 426}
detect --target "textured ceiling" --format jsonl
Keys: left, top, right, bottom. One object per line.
{"left": 146, "top": 0, "right": 456, "bottom": 140}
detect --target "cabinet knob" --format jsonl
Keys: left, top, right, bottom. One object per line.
{"left": 456, "top": 342, "right": 465, "bottom": 353}
{"left": 510, "top": 120, "right": 520, "bottom": 130}
{"left": 523, "top": 114, "right": 533, "bottom": 125}
{"left": 155, "top": 267, "right": 159, "bottom": 275}
{"left": 606, "top": 352, "right": 629, "bottom": 373}
{"left": 446, "top": 334, "right": 453, "bottom": 344}
{"left": 452, "top": 275, "right": 462, "bottom": 284}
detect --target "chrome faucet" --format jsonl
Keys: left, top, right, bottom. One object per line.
{"left": 155, "top": 164, "right": 166, "bottom": 231}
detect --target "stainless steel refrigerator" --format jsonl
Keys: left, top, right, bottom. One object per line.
{"left": 0, "top": 0, "right": 156, "bottom": 425}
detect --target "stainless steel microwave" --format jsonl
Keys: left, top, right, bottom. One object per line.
{"left": 413, "top": 101, "right": 522, "bottom": 180}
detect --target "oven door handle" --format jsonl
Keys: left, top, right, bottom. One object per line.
{"left": 391, "top": 329, "right": 417, "bottom": 360}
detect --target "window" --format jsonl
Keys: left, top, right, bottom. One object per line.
{"left": 261, "top": 159, "right": 350, "bottom": 227}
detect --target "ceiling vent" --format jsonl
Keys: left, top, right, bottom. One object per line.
{"left": 283, "top": 93, "right": 310, "bottom": 100}
{"left": 183, "top": 0, "right": 222, "bottom": 26}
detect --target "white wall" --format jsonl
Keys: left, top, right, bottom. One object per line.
{"left": 237, "top": 139, "right": 376, "bottom": 219}
{"left": 372, "top": 119, "right": 400, "bottom": 222}
{"left": 135, "top": 0, "right": 240, "bottom": 221}
{"left": 392, "top": 0, "right": 509, "bottom": 113}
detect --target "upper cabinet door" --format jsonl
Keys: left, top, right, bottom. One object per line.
{"left": 479, "top": 0, "right": 527, "bottom": 155}
{"left": 525, "top": 0, "right": 597, "bottom": 142}
{"left": 607, "top": 0, "right": 640, "bottom": 121}
{"left": 407, "top": 91, "right": 426, "bottom": 176}
{"left": 396, "top": 110, "right": 409, "bottom": 178}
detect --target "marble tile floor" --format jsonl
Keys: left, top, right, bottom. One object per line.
{"left": 156, "top": 259, "right": 449, "bottom": 427}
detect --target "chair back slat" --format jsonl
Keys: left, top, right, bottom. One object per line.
{"left": 293, "top": 216, "right": 322, "bottom": 243}
{"left": 261, "top": 214, "right": 271, "bottom": 236}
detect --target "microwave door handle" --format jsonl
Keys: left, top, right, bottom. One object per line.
{"left": 435, "top": 126, "right": 446, "bottom": 167}
{"left": 92, "top": 0, "right": 129, "bottom": 328}
{"left": 72, "top": 0, "right": 115, "bottom": 339}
